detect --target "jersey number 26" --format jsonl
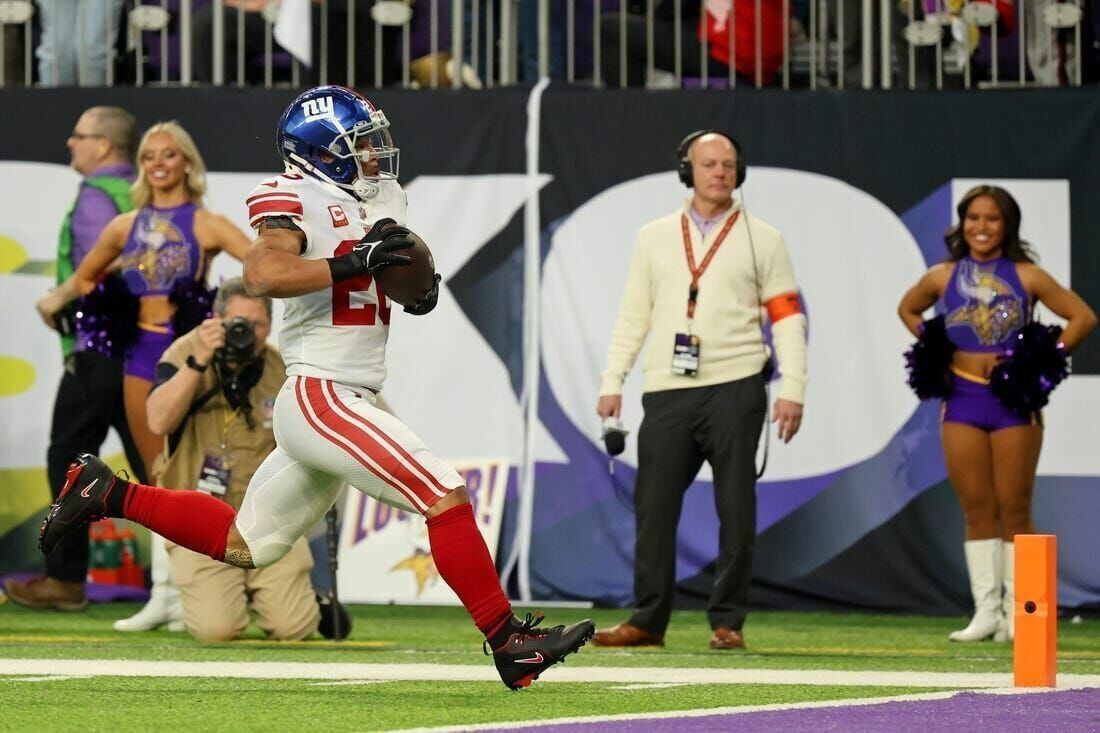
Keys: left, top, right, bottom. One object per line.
{"left": 332, "top": 239, "right": 392, "bottom": 326}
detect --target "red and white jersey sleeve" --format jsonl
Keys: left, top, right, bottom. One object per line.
{"left": 246, "top": 174, "right": 306, "bottom": 229}
{"left": 245, "top": 173, "right": 408, "bottom": 392}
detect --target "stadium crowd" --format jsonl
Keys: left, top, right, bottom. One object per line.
{"left": 1, "top": 0, "right": 1096, "bottom": 89}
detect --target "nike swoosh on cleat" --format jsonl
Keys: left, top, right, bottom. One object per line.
{"left": 515, "top": 653, "right": 544, "bottom": 664}
{"left": 80, "top": 478, "right": 99, "bottom": 498}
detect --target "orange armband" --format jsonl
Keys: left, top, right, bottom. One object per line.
{"left": 765, "top": 291, "right": 802, "bottom": 323}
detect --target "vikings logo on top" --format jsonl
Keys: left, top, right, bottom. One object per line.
{"left": 945, "top": 259, "right": 1024, "bottom": 346}
{"left": 118, "top": 212, "right": 193, "bottom": 293}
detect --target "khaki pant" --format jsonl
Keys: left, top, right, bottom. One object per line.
{"left": 167, "top": 536, "right": 319, "bottom": 642}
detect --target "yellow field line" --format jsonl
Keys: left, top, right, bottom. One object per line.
{"left": 0, "top": 635, "right": 392, "bottom": 649}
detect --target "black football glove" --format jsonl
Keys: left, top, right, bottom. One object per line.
{"left": 360, "top": 217, "right": 409, "bottom": 244}
{"left": 327, "top": 218, "right": 413, "bottom": 283}
{"left": 404, "top": 273, "right": 441, "bottom": 316}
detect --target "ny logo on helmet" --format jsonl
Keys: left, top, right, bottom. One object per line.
{"left": 301, "top": 96, "right": 335, "bottom": 120}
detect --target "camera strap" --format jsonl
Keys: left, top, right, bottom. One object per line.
{"left": 179, "top": 383, "right": 222, "bottom": 425}
{"left": 167, "top": 381, "right": 221, "bottom": 456}
{"left": 176, "top": 355, "right": 265, "bottom": 431}
{"left": 214, "top": 357, "right": 265, "bottom": 429}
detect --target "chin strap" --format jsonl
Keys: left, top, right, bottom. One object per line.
{"left": 352, "top": 177, "right": 380, "bottom": 199}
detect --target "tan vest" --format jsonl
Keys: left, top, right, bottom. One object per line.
{"left": 153, "top": 330, "right": 286, "bottom": 510}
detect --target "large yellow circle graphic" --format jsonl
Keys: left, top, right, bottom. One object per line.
{"left": 0, "top": 356, "right": 35, "bottom": 396}
{"left": 0, "top": 236, "right": 29, "bottom": 273}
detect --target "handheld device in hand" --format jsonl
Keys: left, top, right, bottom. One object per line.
{"left": 601, "top": 417, "right": 630, "bottom": 474}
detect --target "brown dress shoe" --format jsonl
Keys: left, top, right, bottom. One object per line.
{"left": 3, "top": 576, "right": 88, "bottom": 612}
{"left": 592, "top": 622, "right": 664, "bottom": 647}
{"left": 709, "top": 626, "right": 745, "bottom": 650}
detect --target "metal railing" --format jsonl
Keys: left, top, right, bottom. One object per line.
{"left": 0, "top": 0, "right": 1089, "bottom": 89}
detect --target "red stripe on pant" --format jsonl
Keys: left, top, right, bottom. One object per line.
{"left": 321, "top": 380, "right": 450, "bottom": 497}
{"left": 296, "top": 377, "right": 442, "bottom": 511}
{"left": 294, "top": 377, "right": 423, "bottom": 510}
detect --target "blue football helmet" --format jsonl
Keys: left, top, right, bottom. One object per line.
{"left": 276, "top": 85, "right": 399, "bottom": 200}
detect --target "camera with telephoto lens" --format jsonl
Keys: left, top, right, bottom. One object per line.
{"left": 220, "top": 316, "right": 256, "bottom": 363}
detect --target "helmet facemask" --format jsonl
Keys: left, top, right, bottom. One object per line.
{"left": 329, "top": 110, "right": 399, "bottom": 199}
{"left": 289, "top": 109, "right": 400, "bottom": 200}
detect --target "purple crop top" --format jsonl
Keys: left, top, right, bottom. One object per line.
{"left": 943, "top": 256, "right": 1030, "bottom": 353}
{"left": 117, "top": 203, "right": 207, "bottom": 297}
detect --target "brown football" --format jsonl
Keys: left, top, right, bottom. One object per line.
{"left": 375, "top": 228, "right": 436, "bottom": 308}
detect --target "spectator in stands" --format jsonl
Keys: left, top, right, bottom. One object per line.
{"left": 3, "top": 106, "right": 145, "bottom": 612}
{"left": 35, "top": 121, "right": 251, "bottom": 631}
{"left": 827, "top": 0, "right": 930, "bottom": 88}
{"left": 599, "top": 0, "right": 783, "bottom": 86}
{"left": 898, "top": 185, "right": 1096, "bottom": 642}
{"left": 192, "top": 0, "right": 274, "bottom": 84}
{"left": 519, "top": 0, "right": 566, "bottom": 81}
{"left": 3, "top": 21, "right": 28, "bottom": 86}
{"left": 148, "top": 278, "right": 349, "bottom": 641}
{"left": 35, "top": 0, "right": 125, "bottom": 86}
{"left": 593, "top": 131, "right": 807, "bottom": 649}
{"left": 193, "top": 0, "right": 402, "bottom": 86}
{"left": 1021, "top": 0, "right": 1098, "bottom": 85}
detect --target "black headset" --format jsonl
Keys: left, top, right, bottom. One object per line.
{"left": 676, "top": 130, "right": 745, "bottom": 189}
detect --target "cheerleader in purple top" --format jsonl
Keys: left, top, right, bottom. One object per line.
{"left": 38, "top": 122, "right": 251, "bottom": 476}
{"left": 899, "top": 185, "right": 1096, "bottom": 643}
{"left": 37, "top": 122, "right": 252, "bottom": 631}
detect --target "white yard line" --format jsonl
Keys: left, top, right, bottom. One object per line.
{"left": 392, "top": 686, "right": 1093, "bottom": 733}
{"left": 392, "top": 691, "right": 970, "bottom": 732}
{"left": 1, "top": 658, "right": 1099, "bottom": 690}
{"left": 609, "top": 683, "right": 693, "bottom": 690}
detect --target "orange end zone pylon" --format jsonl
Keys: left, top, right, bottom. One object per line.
{"left": 1014, "top": 534, "right": 1057, "bottom": 687}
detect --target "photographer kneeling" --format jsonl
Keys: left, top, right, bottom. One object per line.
{"left": 148, "top": 278, "right": 345, "bottom": 642}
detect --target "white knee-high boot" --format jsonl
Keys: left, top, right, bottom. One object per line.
{"left": 113, "top": 533, "right": 184, "bottom": 632}
{"left": 995, "top": 542, "right": 1015, "bottom": 642}
{"left": 949, "top": 538, "right": 1004, "bottom": 642}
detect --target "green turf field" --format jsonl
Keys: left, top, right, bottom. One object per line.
{"left": 1, "top": 601, "right": 1097, "bottom": 730}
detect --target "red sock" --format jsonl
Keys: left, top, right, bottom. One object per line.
{"left": 122, "top": 483, "right": 237, "bottom": 561}
{"left": 427, "top": 503, "right": 512, "bottom": 637}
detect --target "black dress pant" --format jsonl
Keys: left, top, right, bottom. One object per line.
{"left": 44, "top": 351, "right": 147, "bottom": 583}
{"left": 628, "top": 374, "right": 765, "bottom": 634}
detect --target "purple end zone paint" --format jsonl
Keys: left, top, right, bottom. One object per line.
{"left": 540, "top": 689, "right": 1100, "bottom": 732}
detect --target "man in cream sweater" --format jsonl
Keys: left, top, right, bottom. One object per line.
{"left": 594, "top": 131, "right": 807, "bottom": 650}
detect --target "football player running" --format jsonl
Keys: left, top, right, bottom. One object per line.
{"left": 40, "top": 85, "right": 594, "bottom": 689}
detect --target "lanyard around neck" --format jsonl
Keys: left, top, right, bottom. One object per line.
{"left": 680, "top": 211, "right": 739, "bottom": 320}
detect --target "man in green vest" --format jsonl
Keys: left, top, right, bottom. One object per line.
{"left": 4, "top": 107, "right": 148, "bottom": 612}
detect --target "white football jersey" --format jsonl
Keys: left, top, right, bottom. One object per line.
{"left": 246, "top": 173, "right": 408, "bottom": 391}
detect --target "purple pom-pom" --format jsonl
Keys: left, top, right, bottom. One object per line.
{"left": 75, "top": 274, "right": 139, "bottom": 358}
{"left": 169, "top": 279, "right": 217, "bottom": 337}
{"left": 904, "top": 314, "right": 956, "bottom": 399}
{"left": 990, "top": 322, "right": 1069, "bottom": 417}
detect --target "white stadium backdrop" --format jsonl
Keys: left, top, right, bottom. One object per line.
{"left": 1, "top": 161, "right": 1095, "bottom": 604}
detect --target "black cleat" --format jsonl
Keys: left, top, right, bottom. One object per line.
{"left": 39, "top": 453, "right": 123, "bottom": 556}
{"left": 486, "top": 613, "right": 596, "bottom": 690}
